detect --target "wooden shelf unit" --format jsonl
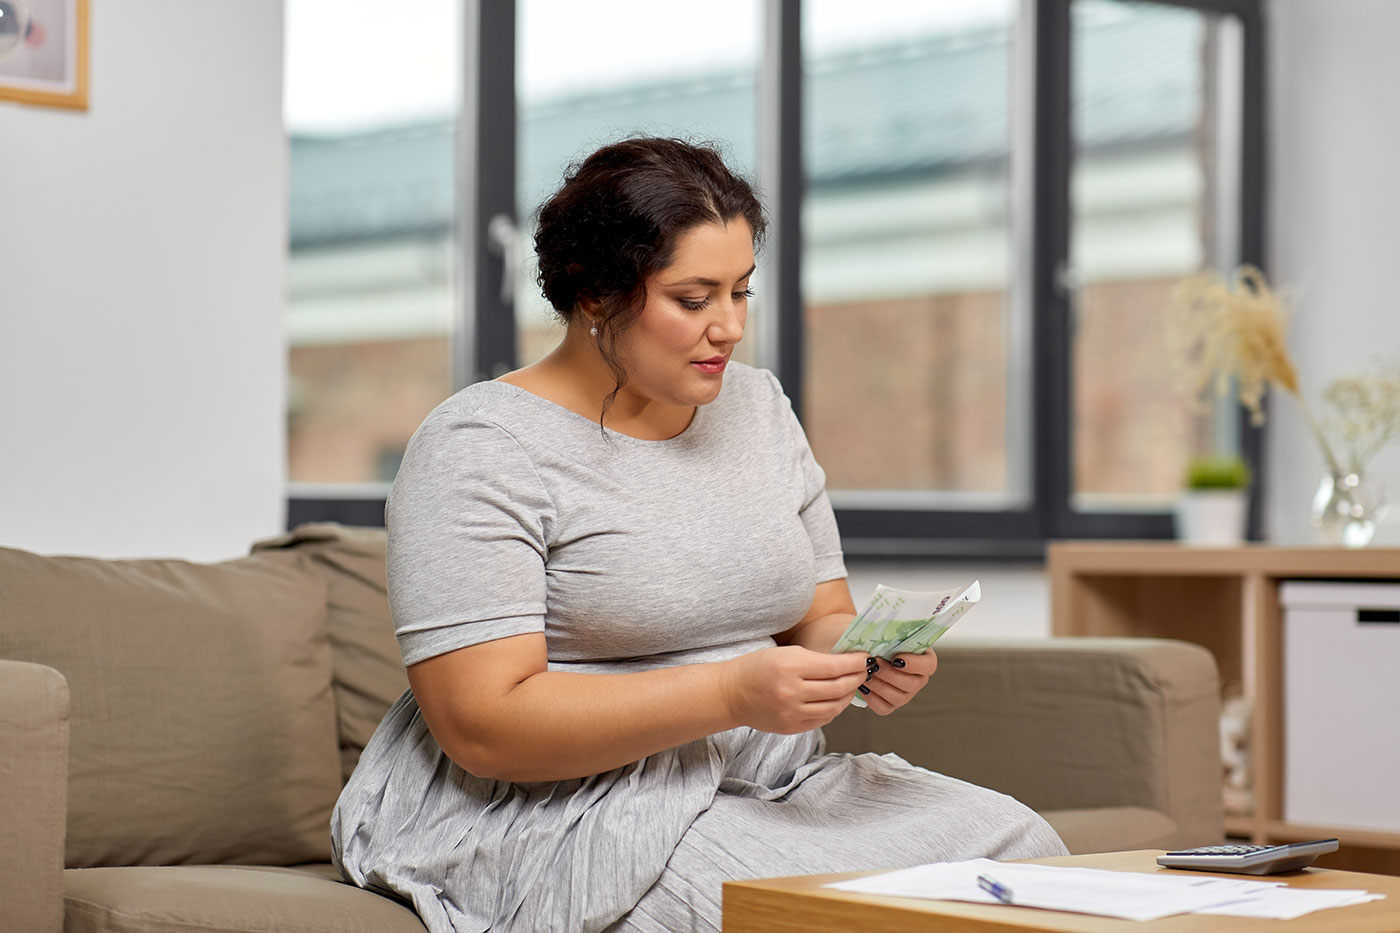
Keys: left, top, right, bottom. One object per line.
{"left": 1047, "top": 542, "right": 1400, "bottom": 875}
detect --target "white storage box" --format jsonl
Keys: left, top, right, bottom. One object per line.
{"left": 1282, "top": 581, "right": 1400, "bottom": 833}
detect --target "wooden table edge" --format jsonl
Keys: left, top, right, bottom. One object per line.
{"left": 721, "top": 849, "right": 1400, "bottom": 933}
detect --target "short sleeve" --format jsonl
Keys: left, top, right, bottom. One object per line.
{"left": 766, "top": 372, "right": 847, "bottom": 584}
{"left": 384, "top": 407, "right": 555, "bottom": 667}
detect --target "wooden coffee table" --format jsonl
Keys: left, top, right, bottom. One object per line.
{"left": 723, "top": 850, "right": 1400, "bottom": 932}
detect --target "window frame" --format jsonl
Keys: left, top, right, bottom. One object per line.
{"left": 288, "top": 0, "right": 1267, "bottom": 558}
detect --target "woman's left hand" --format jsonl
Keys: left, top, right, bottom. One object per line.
{"left": 860, "top": 651, "right": 938, "bottom": 715}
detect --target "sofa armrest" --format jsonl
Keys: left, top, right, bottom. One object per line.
{"left": 821, "top": 638, "right": 1221, "bottom": 852}
{"left": 0, "top": 660, "right": 69, "bottom": 933}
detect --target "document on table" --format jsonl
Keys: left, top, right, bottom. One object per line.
{"left": 824, "top": 858, "right": 1385, "bottom": 922}
{"left": 1199, "top": 886, "right": 1386, "bottom": 920}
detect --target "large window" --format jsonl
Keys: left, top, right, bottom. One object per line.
{"left": 284, "top": 0, "right": 461, "bottom": 505}
{"left": 802, "top": 1, "right": 1024, "bottom": 510}
{"left": 1069, "top": 0, "right": 1245, "bottom": 511}
{"left": 286, "top": 0, "right": 1265, "bottom": 551}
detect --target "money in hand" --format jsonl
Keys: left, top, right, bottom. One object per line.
{"left": 831, "top": 581, "right": 981, "bottom": 707}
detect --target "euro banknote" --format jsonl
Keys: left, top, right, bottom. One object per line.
{"left": 832, "top": 580, "right": 981, "bottom": 707}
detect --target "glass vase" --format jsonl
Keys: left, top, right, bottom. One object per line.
{"left": 1311, "top": 470, "right": 1388, "bottom": 548}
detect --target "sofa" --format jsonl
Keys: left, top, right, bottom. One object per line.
{"left": 0, "top": 523, "right": 1222, "bottom": 933}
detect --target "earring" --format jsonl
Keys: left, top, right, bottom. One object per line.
{"left": 590, "top": 324, "right": 598, "bottom": 337}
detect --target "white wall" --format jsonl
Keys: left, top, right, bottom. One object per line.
{"left": 1265, "top": 0, "right": 1400, "bottom": 545}
{"left": 0, "top": 1, "right": 287, "bottom": 561}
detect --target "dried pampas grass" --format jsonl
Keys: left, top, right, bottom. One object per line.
{"left": 1167, "top": 265, "right": 1340, "bottom": 473}
{"left": 1168, "top": 266, "right": 1298, "bottom": 423}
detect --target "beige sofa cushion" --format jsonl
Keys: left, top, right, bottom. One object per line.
{"left": 0, "top": 546, "right": 342, "bottom": 868}
{"left": 1041, "top": 806, "right": 1179, "bottom": 855}
{"left": 252, "top": 523, "right": 407, "bottom": 782}
{"left": 63, "top": 864, "right": 426, "bottom": 933}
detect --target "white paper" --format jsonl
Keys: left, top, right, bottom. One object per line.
{"left": 824, "top": 859, "right": 1286, "bottom": 922}
{"left": 1199, "top": 888, "right": 1387, "bottom": 920}
{"left": 825, "top": 859, "right": 1387, "bottom": 922}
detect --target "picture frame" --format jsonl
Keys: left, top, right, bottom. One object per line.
{"left": 0, "top": 0, "right": 89, "bottom": 111}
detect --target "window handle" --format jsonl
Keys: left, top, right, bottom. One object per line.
{"left": 1054, "top": 261, "right": 1083, "bottom": 298}
{"left": 1055, "top": 261, "right": 1083, "bottom": 335}
{"left": 487, "top": 213, "right": 521, "bottom": 305}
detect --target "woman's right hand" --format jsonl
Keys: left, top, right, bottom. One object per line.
{"left": 721, "top": 646, "right": 869, "bottom": 734}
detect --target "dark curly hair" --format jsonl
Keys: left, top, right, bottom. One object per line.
{"left": 533, "top": 137, "right": 767, "bottom": 420}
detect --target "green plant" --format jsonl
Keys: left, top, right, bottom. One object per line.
{"left": 1184, "top": 454, "right": 1252, "bottom": 490}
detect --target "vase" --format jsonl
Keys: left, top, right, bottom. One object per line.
{"left": 1311, "top": 470, "right": 1388, "bottom": 548}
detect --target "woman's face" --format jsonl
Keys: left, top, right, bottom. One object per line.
{"left": 612, "top": 218, "right": 755, "bottom": 410}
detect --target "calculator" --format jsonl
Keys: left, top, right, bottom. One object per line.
{"left": 1156, "top": 839, "right": 1339, "bottom": 875}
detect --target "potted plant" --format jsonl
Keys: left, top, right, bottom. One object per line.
{"left": 1176, "top": 454, "right": 1251, "bottom": 545}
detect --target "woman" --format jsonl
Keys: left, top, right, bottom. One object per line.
{"left": 331, "top": 137, "right": 1066, "bottom": 933}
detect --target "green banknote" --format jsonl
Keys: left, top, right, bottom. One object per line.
{"left": 832, "top": 580, "right": 981, "bottom": 707}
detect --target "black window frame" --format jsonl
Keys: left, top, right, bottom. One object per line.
{"left": 290, "top": 0, "right": 1268, "bottom": 559}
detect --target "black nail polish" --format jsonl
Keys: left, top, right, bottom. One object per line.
{"left": 865, "top": 671, "right": 874, "bottom": 682}
{"left": 866, "top": 657, "right": 877, "bottom": 666}
{"left": 858, "top": 684, "right": 871, "bottom": 695}
{"left": 891, "top": 658, "right": 907, "bottom": 669}
{"left": 867, "top": 662, "right": 879, "bottom": 674}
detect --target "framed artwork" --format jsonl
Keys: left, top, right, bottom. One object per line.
{"left": 0, "top": 0, "right": 88, "bottom": 110}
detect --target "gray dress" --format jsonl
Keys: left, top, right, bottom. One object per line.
{"left": 330, "top": 363, "right": 1067, "bottom": 932}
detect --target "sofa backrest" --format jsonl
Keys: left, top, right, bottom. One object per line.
{"left": 0, "top": 543, "right": 345, "bottom": 868}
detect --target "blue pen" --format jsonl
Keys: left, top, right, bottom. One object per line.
{"left": 977, "top": 873, "right": 1014, "bottom": 904}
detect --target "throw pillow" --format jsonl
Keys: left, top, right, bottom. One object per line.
{"left": 251, "top": 523, "right": 408, "bottom": 783}
{"left": 0, "top": 546, "right": 341, "bottom": 868}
